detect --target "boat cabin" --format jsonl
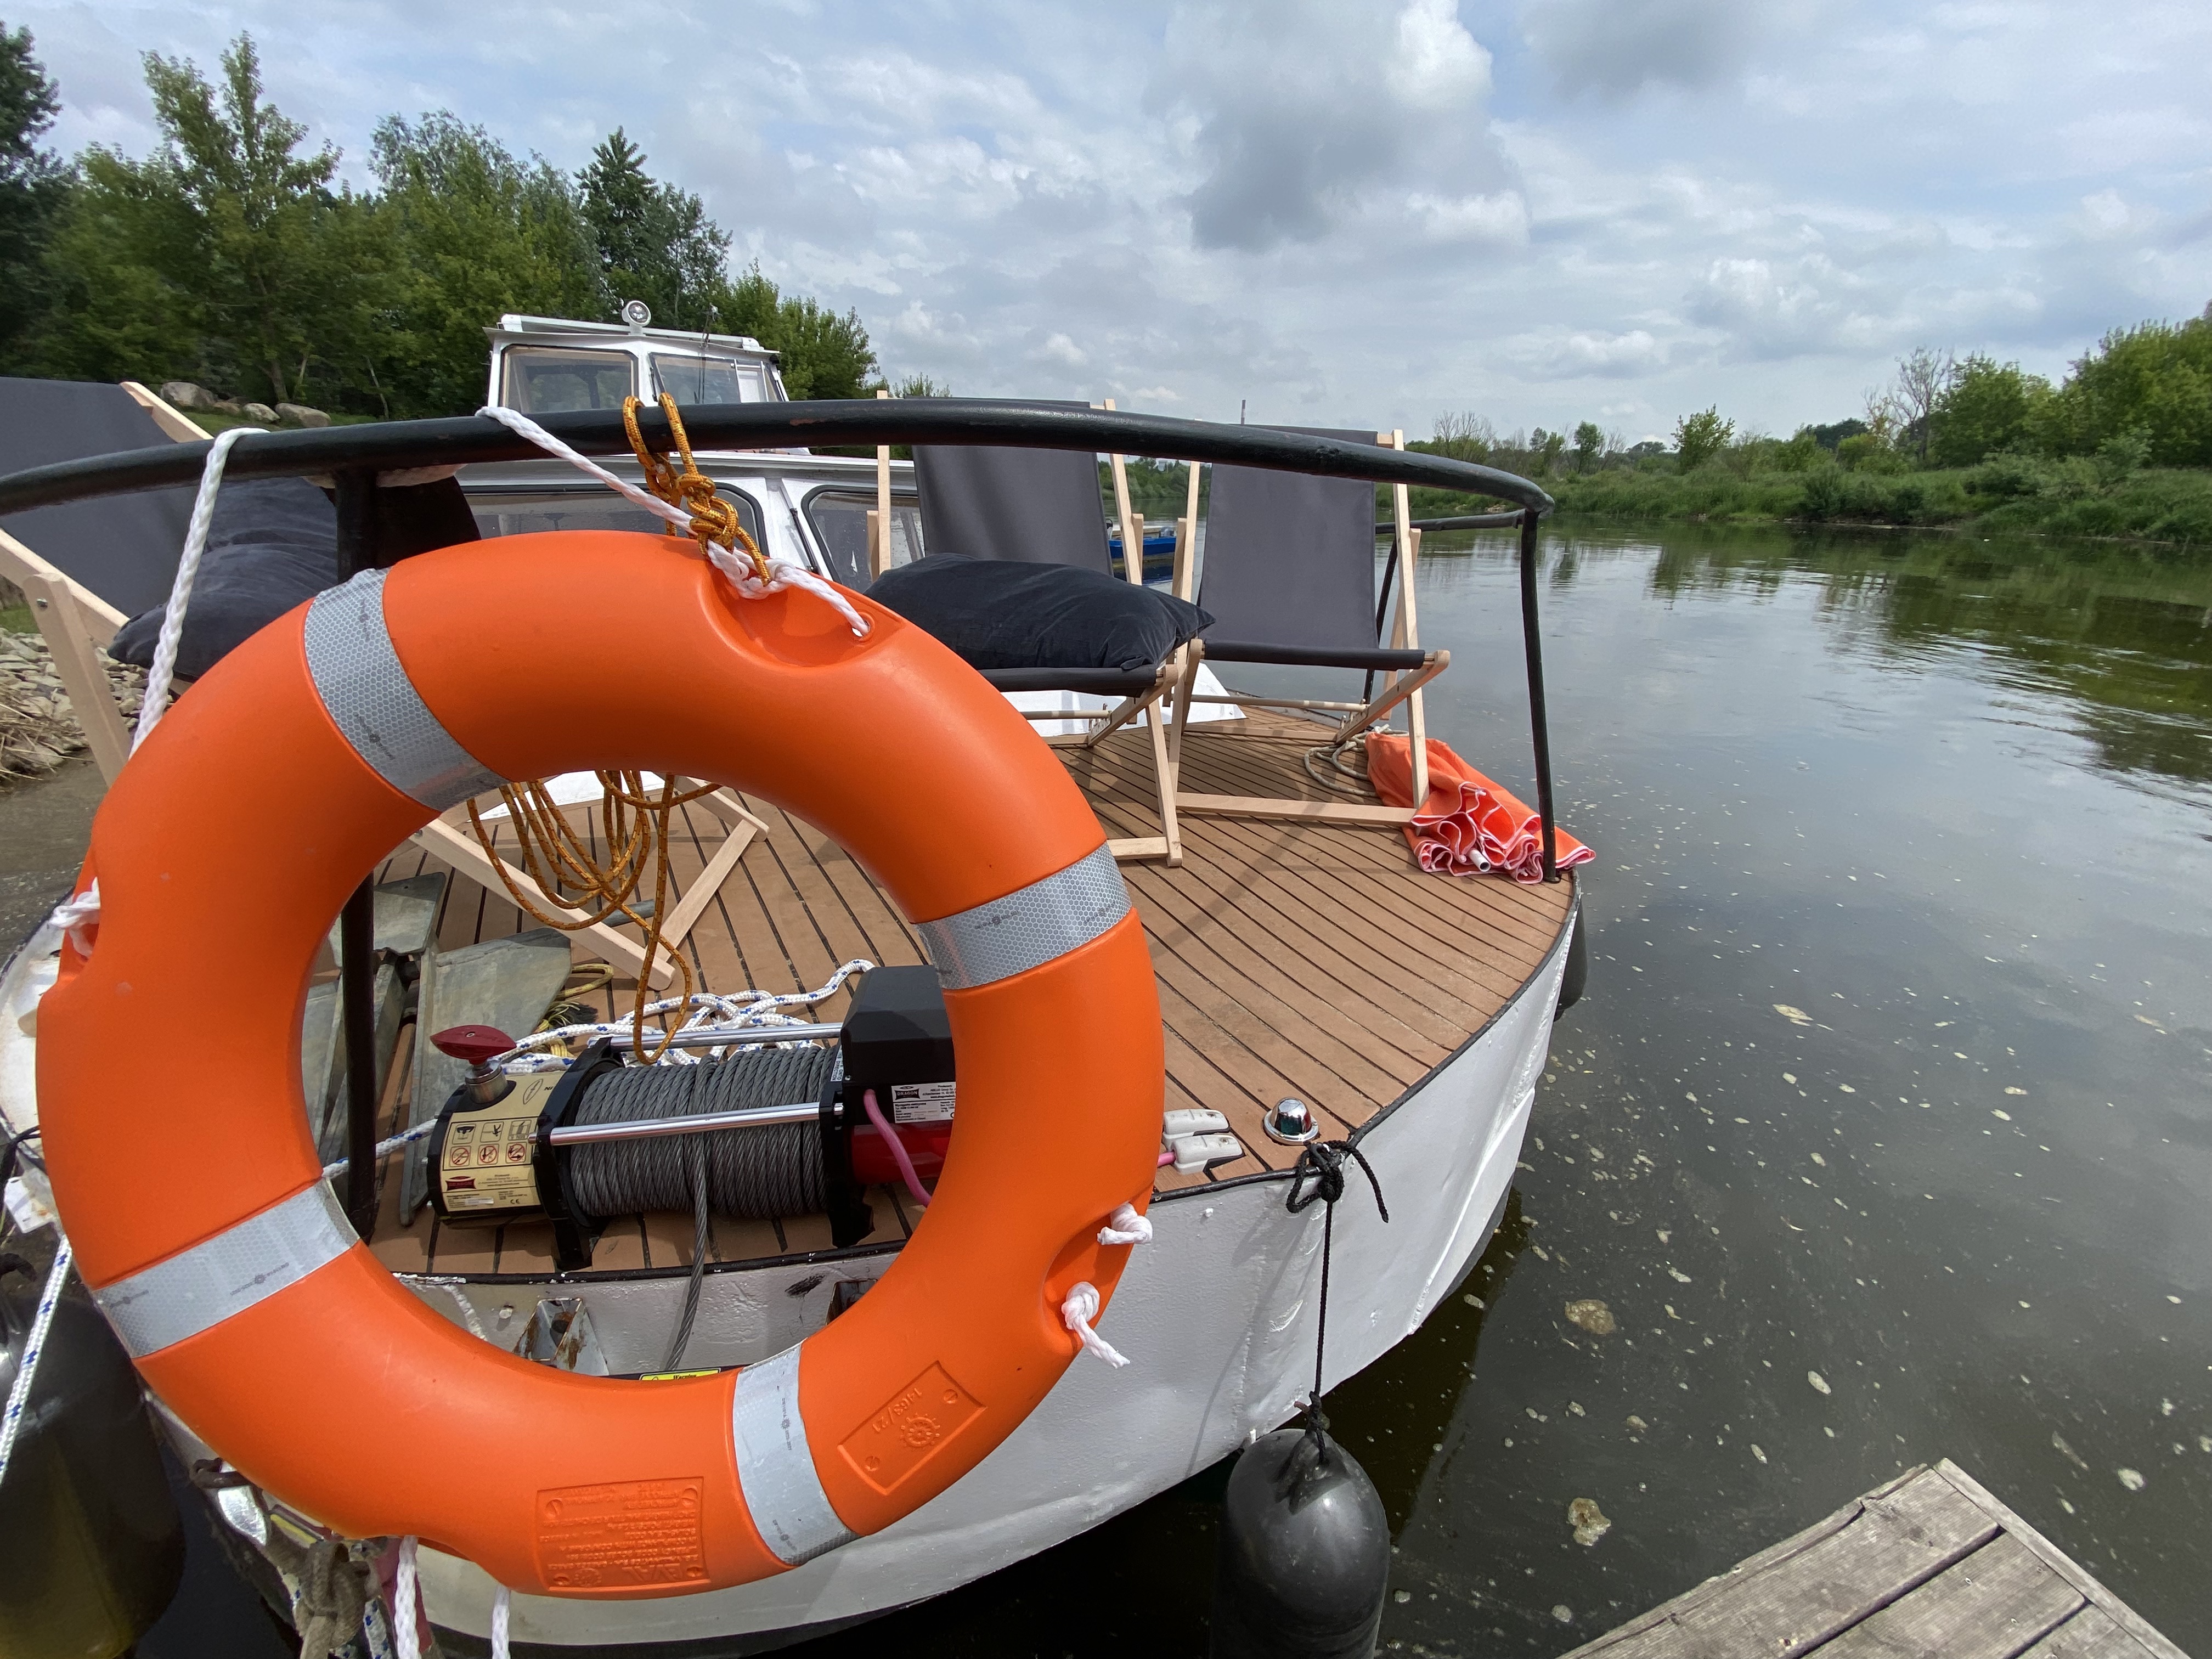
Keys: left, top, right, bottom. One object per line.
{"left": 484, "top": 309, "right": 790, "bottom": 414}
{"left": 470, "top": 309, "right": 921, "bottom": 589}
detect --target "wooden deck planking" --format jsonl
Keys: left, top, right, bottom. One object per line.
{"left": 364, "top": 713, "right": 1571, "bottom": 1267}
{"left": 1565, "top": 1461, "right": 2188, "bottom": 1659}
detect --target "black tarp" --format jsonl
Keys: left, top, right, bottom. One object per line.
{"left": 0, "top": 379, "right": 194, "bottom": 616}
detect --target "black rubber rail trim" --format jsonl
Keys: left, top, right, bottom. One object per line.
{"left": 0, "top": 398, "right": 1553, "bottom": 517}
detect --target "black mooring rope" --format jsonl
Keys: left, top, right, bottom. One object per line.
{"left": 1284, "top": 1140, "right": 1389, "bottom": 1451}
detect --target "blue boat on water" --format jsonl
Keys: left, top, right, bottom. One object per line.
{"left": 1107, "top": 521, "right": 1177, "bottom": 582}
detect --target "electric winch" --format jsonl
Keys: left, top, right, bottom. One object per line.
{"left": 426, "top": 965, "right": 955, "bottom": 1267}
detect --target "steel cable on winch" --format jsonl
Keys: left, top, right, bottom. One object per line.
{"left": 560, "top": 1043, "right": 836, "bottom": 1370}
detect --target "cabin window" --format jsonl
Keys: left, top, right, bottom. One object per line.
{"left": 651, "top": 354, "right": 772, "bottom": 405}
{"left": 804, "top": 489, "right": 923, "bottom": 590}
{"left": 500, "top": 347, "right": 637, "bottom": 414}
{"left": 469, "top": 490, "right": 763, "bottom": 545}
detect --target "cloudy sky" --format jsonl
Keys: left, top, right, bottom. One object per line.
{"left": 16, "top": 0, "right": 2212, "bottom": 441}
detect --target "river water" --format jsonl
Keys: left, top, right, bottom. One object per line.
{"left": 112, "top": 523, "right": 2210, "bottom": 1654}
{"left": 808, "top": 523, "right": 2212, "bottom": 1656}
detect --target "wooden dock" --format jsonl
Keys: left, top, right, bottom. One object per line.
{"left": 1565, "top": 1460, "right": 2188, "bottom": 1659}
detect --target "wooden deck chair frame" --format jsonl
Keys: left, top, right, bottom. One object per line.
{"left": 1165, "top": 430, "right": 1447, "bottom": 827}
{"left": 871, "top": 393, "right": 1186, "bottom": 866}
{"left": 4, "top": 382, "right": 764, "bottom": 988}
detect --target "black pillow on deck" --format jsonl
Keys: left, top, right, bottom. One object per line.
{"left": 109, "top": 476, "right": 483, "bottom": 681}
{"left": 109, "top": 477, "right": 340, "bottom": 681}
{"left": 867, "top": 555, "right": 1212, "bottom": 673}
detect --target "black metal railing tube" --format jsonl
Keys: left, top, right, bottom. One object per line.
{"left": 332, "top": 469, "right": 386, "bottom": 1240}
{"left": 1516, "top": 507, "right": 1559, "bottom": 883}
{"left": 0, "top": 399, "right": 1554, "bottom": 518}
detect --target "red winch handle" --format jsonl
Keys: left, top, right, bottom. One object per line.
{"left": 429, "top": 1025, "right": 514, "bottom": 1065}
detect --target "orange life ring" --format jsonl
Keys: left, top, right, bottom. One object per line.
{"left": 36, "top": 531, "right": 1162, "bottom": 1597}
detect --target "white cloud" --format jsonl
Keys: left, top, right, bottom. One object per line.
{"left": 1156, "top": 0, "right": 1505, "bottom": 252}
{"left": 3, "top": 0, "right": 2209, "bottom": 441}
{"left": 1520, "top": 0, "right": 1779, "bottom": 98}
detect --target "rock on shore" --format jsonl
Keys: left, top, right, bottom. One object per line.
{"left": 0, "top": 629, "right": 146, "bottom": 780}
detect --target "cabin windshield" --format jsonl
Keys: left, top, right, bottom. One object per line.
{"left": 651, "top": 354, "right": 771, "bottom": 405}
{"left": 500, "top": 347, "right": 636, "bottom": 413}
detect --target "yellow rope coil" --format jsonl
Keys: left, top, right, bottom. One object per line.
{"left": 462, "top": 396, "right": 774, "bottom": 1058}
{"left": 466, "top": 771, "right": 719, "bottom": 1063}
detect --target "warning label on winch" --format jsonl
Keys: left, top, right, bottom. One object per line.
{"left": 890, "top": 1081, "right": 956, "bottom": 1124}
{"left": 533, "top": 1477, "right": 707, "bottom": 1589}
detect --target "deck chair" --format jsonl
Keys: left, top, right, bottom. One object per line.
{"left": 1167, "top": 427, "right": 1449, "bottom": 824}
{"left": 0, "top": 378, "right": 760, "bottom": 986}
{"left": 889, "top": 398, "right": 1189, "bottom": 864}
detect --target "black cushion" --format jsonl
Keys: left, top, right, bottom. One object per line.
{"left": 867, "top": 555, "right": 1212, "bottom": 674}
{"left": 109, "top": 477, "right": 340, "bottom": 680}
{"left": 109, "top": 477, "right": 482, "bottom": 681}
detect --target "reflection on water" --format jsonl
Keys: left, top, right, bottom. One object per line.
{"left": 1633, "top": 528, "right": 2212, "bottom": 791}
{"left": 800, "top": 525, "right": 2212, "bottom": 1657}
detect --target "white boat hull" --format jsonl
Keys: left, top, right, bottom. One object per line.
{"left": 0, "top": 901, "right": 1570, "bottom": 1651}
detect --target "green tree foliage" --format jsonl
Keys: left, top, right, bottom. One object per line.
{"left": 35, "top": 35, "right": 368, "bottom": 403}
{"left": 1528, "top": 426, "right": 1566, "bottom": 475}
{"left": 579, "top": 129, "right": 727, "bottom": 331}
{"left": 715, "top": 261, "right": 875, "bottom": 399}
{"left": 2036, "top": 316, "right": 2212, "bottom": 467}
{"left": 1927, "top": 354, "right": 2050, "bottom": 467}
{"left": 1572, "top": 420, "right": 1604, "bottom": 473}
{"left": 0, "top": 24, "right": 65, "bottom": 361}
{"left": 1673, "top": 406, "right": 1734, "bottom": 471}
{"left": 365, "top": 114, "right": 600, "bottom": 416}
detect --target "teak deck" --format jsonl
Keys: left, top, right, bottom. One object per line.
{"left": 1566, "top": 1460, "right": 2188, "bottom": 1659}
{"left": 360, "top": 710, "right": 1573, "bottom": 1276}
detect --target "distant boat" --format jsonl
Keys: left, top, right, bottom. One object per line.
{"left": 1107, "top": 519, "right": 1177, "bottom": 582}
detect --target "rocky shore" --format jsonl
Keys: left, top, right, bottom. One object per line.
{"left": 0, "top": 629, "right": 145, "bottom": 781}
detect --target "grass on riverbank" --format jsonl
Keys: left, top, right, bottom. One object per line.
{"left": 1413, "top": 458, "right": 2212, "bottom": 548}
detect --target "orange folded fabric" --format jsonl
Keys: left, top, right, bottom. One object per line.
{"left": 1367, "top": 733, "right": 1593, "bottom": 883}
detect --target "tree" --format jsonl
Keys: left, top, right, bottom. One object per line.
{"left": 366, "top": 113, "right": 599, "bottom": 415}
{"left": 1890, "top": 346, "right": 1953, "bottom": 463}
{"left": 715, "top": 261, "right": 875, "bottom": 399}
{"left": 37, "top": 35, "right": 364, "bottom": 403}
{"left": 2035, "top": 317, "right": 2212, "bottom": 467}
{"left": 0, "top": 24, "right": 66, "bottom": 365}
{"left": 1927, "top": 355, "right": 2049, "bottom": 467}
{"left": 579, "top": 129, "right": 727, "bottom": 330}
{"left": 1425, "top": 411, "right": 1493, "bottom": 463}
{"left": 1673, "top": 406, "right": 1733, "bottom": 470}
{"left": 1572, "top": 420, "right": 1604, "bottom": 472}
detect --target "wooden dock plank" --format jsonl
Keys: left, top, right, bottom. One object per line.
{"left": 1820, "top": 1535, "right": 2081, "bottom": 1659}
{"left": 1567, "top": 1462, "right": 2190, "bottom": 1659}
{"left": 2021, "top": 1609, "right": 2163, "bottom": 1659}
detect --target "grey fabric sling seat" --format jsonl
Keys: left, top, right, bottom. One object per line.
{"left": 1169, "top": 426, "right": 1449, "bottom": 821}
{"left": 909, "top": 403, "right": 1189, "bottom": 863}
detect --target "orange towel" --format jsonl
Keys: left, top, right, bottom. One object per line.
{"left": 1367, "top": 733, "right": 1593, "bottom": 883}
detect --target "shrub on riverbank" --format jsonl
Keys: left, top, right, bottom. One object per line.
{"left": 1413, "top": 458, "right": 2212, "bottom": 548}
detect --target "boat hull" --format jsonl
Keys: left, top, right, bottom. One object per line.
{"left": 1, "top": 888, "right": 1571, "bottom": 1652}
{"left": 410, "top": 915, "right": 1566, "bottom": 1649}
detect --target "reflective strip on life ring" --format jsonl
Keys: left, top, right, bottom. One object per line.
{"left": 93, "top": 1182, "right": 356, "bottom": 1358}
{"left": 300, "top": 568, "right": 503, "bottom": 809}
{"left": 37, "top": 531, "right": 1164, "bottom": 1598}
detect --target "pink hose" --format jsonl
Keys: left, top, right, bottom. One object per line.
{"left": 862, "top": 1088, "right": 932, "bottom": 1208}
